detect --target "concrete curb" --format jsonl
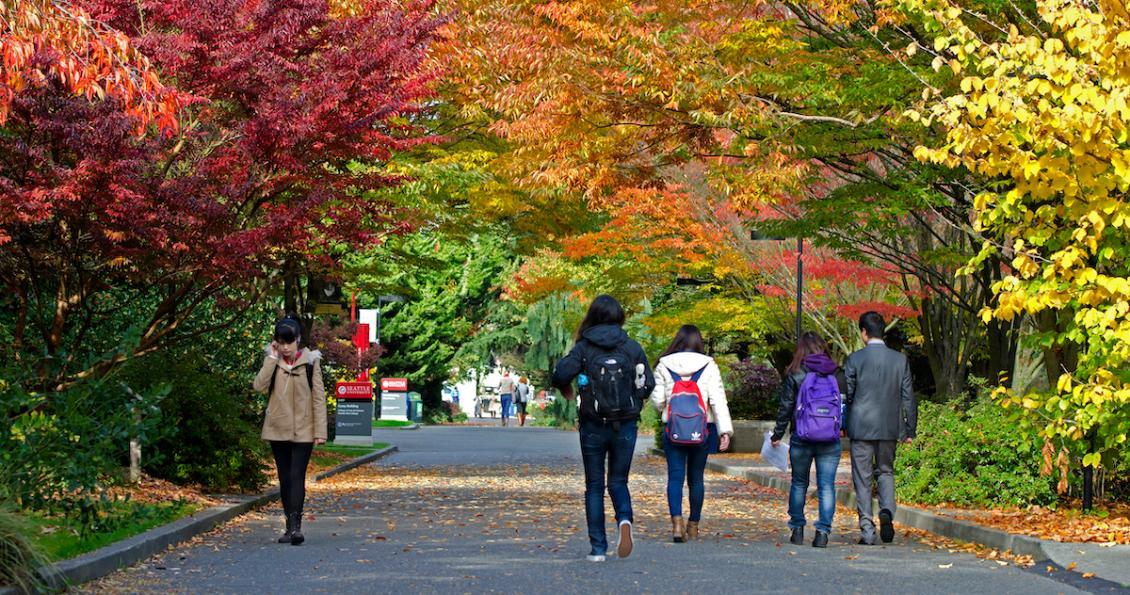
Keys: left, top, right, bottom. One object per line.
{"left": 4, "top": 445, "right": 398, "bottom": 594}
{"left": 313, "top": 445, "right": 398, "bottom": 482}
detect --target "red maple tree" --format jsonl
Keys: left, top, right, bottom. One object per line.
{"left": 0, "top": 0, "right": 444, "bottom": 387}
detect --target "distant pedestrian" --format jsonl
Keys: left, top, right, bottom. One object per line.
{"left": 844, "top": 312, "right": 917, "bottom": 545}
{"left": 515, "top": 376, "right": 532, "bottom": 426}
{"left": 650, "top": 325, "right": 732, "bottom": 543}
{"left": 253, "top": 314, "right": 326, "bottom": 546}
{"left": 552, "top": 295, "right": 655, "bottom": 562}
{"left": 498, "top": 372, "right": 516, "bottom": 427}
{"left": 771, "top": 331, "right": 845, "bottom": 548}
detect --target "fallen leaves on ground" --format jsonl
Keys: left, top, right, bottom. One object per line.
{"left": 103, "top": 476, "right": 218, "bottom": 507}
{"left": 943, "top": 504, "right": 1130, "bottom": 545}
{"left": 904, "top": 527, "right": 1035, "bottom": 567}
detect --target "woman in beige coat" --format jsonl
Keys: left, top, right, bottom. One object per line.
{"left": 253, "top": 314, "right": 326, "bottom": 545}
{"left": 650, "top": 325, "right": 733, "bottom": 543}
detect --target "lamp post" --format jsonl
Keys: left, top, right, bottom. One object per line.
{"left": 374, "top": 294, "right": 405, "bottom": 347}
{"left": 794, "top": 237, "right": 803, "bottom": 343}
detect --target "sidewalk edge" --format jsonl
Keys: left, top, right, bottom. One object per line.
{"left": 4, "top": 444, "right": 399, "bottom": 594}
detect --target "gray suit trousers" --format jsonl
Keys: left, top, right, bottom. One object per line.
{"left": 849, "top": 439, "right": 897, "bottom": 535}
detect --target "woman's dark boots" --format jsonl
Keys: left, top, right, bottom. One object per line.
{"left": 278, "top": 512, "right": 294, "bottom": 543}
{"left": 288, "top": 512, "right": 305, "bottom": 545}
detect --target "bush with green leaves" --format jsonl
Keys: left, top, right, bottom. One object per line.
{"left": 896, "top": 399, "right": 1056, "bottom": 507}
{"left": 119, "top": 352, "right": 269, "bottom": 493}
{"left": 0, "top": 367, "right": 165, "bottom": 531}
{"left": 724, "top": 359, "right": 781, "bottom": 420}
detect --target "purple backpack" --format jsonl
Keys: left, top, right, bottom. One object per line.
{"left": 665, "top": 366, "right": 709, "bottom": 446}
{"left": 794, "top": 372, "right": 842, "bottom": 442}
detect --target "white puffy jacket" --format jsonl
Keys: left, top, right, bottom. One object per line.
{"left": 650, "top": 352, "right": 733, "bottom": 436}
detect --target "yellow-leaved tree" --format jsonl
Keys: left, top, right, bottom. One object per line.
{"left": 907, "top": 0, "right": 1130, "bottom": 495}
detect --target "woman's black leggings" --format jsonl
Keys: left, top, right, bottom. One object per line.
{"left": 271, "top": 441, "right": 313, "bottom": 516}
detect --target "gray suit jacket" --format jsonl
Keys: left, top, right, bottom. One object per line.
{"left": 844, "top": 342, "right": 917, "bottom": 441}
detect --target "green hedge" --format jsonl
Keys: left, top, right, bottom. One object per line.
{"left": 896, "top": 399, "right": 1056, "bottom": 507}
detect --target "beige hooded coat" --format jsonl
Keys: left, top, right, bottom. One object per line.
{"left": 254, "top": 346, "right": 327, "bottom": 442}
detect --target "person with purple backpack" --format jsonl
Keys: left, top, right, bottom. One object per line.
{"left": 650, "top": 325, "right": 733, "bottom": 543}
{"left": 771, "top": 331, "right": 846, "bottom": 548}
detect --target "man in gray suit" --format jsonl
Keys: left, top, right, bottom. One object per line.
{"left": 844, "top": 311, "right": 917, "bottom": 545}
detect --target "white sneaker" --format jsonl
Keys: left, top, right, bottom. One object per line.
{"left": 617, "top": 520, "right": 634, "bottom": 559}
{"left": 586, "top": 553, "right": 607, "bottom": 562}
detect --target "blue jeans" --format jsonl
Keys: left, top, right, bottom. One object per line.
{"left": 500, "top": 395, "right": 512, "bottom": 420}
{"left": 788, "top": 438, "right": 841, "bottom": 534}
{"left": 579, "top": 419, "right": 637, "bottom": 555}
{"left": 662, "top": 423, "right": 717, "bottom": 521}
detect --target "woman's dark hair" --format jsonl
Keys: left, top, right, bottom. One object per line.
{"left": 274, "top": 313, "right": 303, "bottom": 344}
{"left": 658, "top": 324, "right": 706, "bottom": 363}
{"left": 575, "top": 295, "right": 625, "bottom": 341}
{"left": 785, "top": 331, "right": 830, "bottom": 375}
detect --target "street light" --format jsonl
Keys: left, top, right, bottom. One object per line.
{"left": 374, "top": 294, "right": 405, "bottom": 346}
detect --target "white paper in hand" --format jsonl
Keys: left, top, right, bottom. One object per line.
{"left": 760, "top": 431, "right": 789, "bottom": 472}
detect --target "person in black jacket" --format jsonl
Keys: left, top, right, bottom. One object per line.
{"left": 844, "top": 311, "right": 917, "bottom": 545}
{"left": 771, "top": 332, "right": 846, "bottom": 548}
{"left": 552, "top": 295, "right": 655, "bottom": 563}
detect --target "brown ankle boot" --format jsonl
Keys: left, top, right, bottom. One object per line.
{"left": 686, "top": 521, "right": 699, "bottom": 540}
{"left": 671, "top": 516, "right": 686, "bottom": 543}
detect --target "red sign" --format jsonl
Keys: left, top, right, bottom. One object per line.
{"left": 352, "top": 323, "right": 370, "bottom": 351}
{"left": 335, "top": 381, "right": 374, "bottom": 401}
{"left": 381, "top": 377, "right": 408, "bottom": 392}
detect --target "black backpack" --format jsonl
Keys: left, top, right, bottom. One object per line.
{"left": 267, "top": 361, "right": 315, "bottom": 395}
{"left": 581, "top": 346, "right": 639, "bottom": 422}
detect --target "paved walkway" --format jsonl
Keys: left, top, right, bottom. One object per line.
{"left": 83, "top": 427, "right": 1099, "bottom": 594}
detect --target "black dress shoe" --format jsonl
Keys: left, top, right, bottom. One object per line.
{"left": 879, "top": 509, "right": 894, "bottom": 543}
{"left": 789, "top": 527, "right": 804, "bottom": 545}
{"left": 813, "top": 531, "right": 829, "bottom": 548}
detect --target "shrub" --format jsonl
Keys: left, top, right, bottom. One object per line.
{"left": 539, "top": 396, "right": 577, "bottom": 429}
{"left": 423, "top": 401, "right": 462, "bottom": 424}
{"left": 121, "top": 353, "right": 269, "bottom": 493}
{"left": 0, "top": 367, "right": 164, "bottom": 530}
{"left": 725, "top": 359, "right": 781, "bottom": 420}
{"left": 896, "top": 399, "right": 1056, "bottom": 507}
{"left": 0, "top": 505, "right": 47, "bottom": 592}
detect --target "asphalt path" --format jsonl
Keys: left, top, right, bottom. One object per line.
{"left": 84, "top": 426, "right": 1095, "bottom": 594}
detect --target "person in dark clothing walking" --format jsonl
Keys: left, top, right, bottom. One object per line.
{"left": 844, "top": 311, "right": 917, "bottom": 545}
{"left": 552, "top": 295, "right": 655, "bottom": 562}
{"left": 771, "top": 332, "right": 845, "bottom": 548}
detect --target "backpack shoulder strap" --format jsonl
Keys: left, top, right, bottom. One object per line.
{"left": 668, "top": 368, "right": 682, "bottom": 383}
{"left": 267, "top": 360, "right": 280, "bottom": 395}
{"left": 306, "top": 362, "right": 315, "bottom": 391}
{"left": 689, "top": 364, "right": 709, "bottom": 383}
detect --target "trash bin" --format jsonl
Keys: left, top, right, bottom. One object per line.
{"left": 407, "top": 392, "right": 423, "bottom": 422}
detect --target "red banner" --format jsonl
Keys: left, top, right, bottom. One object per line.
{"left": 353, "top": 323, "right": 370, "bottom": 350}
{"left": 335, "top": 381, "right": 374, "bottom": 401}
{"left": 381, "top": 377, "right": 408, "bottom": 392}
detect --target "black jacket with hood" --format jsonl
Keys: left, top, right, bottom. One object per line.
{"left": 551, "top": 324, "right": 656, "bottom": 423}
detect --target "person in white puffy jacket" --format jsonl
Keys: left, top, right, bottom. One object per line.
{"left": 650, "top": 325, "right": 733, "bottom": 544}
